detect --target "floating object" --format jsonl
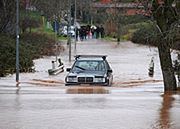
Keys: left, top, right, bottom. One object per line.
{"left": 48, "top": 64, "right": 64, "bottom": 75}
{"left": 148, "top": 57, "right": 154, "bottom": 77}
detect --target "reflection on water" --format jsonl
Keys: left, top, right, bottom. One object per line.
{"left": 153, "top": 93, "right": 175, "bottom": 129}
{"left": 16, "top": 87, "right": 21, "bottom": 94}
{"left": 159, "top": 93, "right": 174, "bottom": 129}
{"left": 66, "top": 86, "right": 109, "bottom": 94}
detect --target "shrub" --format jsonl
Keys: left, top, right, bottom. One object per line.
{"left": 0, "top": 32, "right": 64, "bottom": 76}
{"left": 21, "top": 18, "right": 40, "bottom": 33}
{"left": 0, "top": 34, "right": 34, "bottom": 76}
{"left": 131, "top": 23, "right": 160, "bottom": 46}
{"left": 131, "top": 22, "right": 180, "bottom": 49}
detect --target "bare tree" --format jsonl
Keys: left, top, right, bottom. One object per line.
{"left": 104, "top": 0, "right": 180, "bottom": 91}
{"left": 0, "top": 0, "right": 16, "bottom": 34}
{"left": 113, "top": 0, "right": 124, "bottom": 44}
{"left": 76, "top": 0, "right": 94, "bottom": 23}
{"left": 151, "top": 0, "right": 180, "bottom": 91}
{"left": 105, "top": 0, "right": 125, "bottom": 44}
{"left": 34, "top": 0, "right": 68, "bottom": 21}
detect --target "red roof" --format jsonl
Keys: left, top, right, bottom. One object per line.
{"left": 100, "top": 0, "right": 111, "bottom": 3}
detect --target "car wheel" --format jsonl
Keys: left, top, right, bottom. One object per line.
{"left": 107, "top": 76, "right": 113, "bottom": 86}
{"left": 106, "top": 80, "right": 111, "bottom": 87}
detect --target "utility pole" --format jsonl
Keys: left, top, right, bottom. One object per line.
{"left": 67, "top": 0, "right": 72, "bottom": 62}
{"left": 90, "top": 0, "right": 93, "bottom": 26}
{"left": 55, "top": 20, "right": 58, "bottom": 62}
{"left": 16, "top": 0, "right": 20, "bottom": 87}
{"left": 74, "top": 0, "right": 77, "bottom": 50}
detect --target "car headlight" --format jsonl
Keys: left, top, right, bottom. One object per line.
{"left": 94, "top": 77, "right": 105, "bottom": 82}
{"left": 66, "top": 76, "right": 77, "bottom": 82}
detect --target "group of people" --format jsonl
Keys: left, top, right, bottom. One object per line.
{"left": 75, "top": 25, "right": 105, "bottom": 41}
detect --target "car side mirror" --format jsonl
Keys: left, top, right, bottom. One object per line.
{"left": 66, "top": 68, "right": 71, "bottom": 72}
{"left": 108, "top": 69, "right": 112, "bottom": 73}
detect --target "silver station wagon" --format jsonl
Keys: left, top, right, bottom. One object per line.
{"left": 65, "top": 55, "right": 113, "bottom": 86}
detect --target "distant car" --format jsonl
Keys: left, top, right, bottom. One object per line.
{"left": 65, "top": 55, "right": 113, "bottom": 86}
{"left": 61, "top": 26, "right": 75, "bottom": 37}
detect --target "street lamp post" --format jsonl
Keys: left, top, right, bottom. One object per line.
{"left": 67, "top": 0, "right": 72, "bottom": 62}
{"left": 16, "top": 0, "right": 20, "bottom": 87}
{"left": 74, "top": 0, "right": 77, "bottom": 50}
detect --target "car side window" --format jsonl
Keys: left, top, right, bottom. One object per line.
{"left": 105, "top": 60, "right": 111, "bottom": 70}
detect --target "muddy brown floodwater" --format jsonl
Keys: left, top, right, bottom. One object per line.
{"left": 0, "top": 39, "right": 180, "bottom": 129}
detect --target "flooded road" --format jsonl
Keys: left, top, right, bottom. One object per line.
{"left": 0, "top": 39, "right": 180, "bottom": 129}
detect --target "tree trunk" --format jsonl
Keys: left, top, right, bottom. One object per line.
{"left": 152, "top": 0, "right": 178, "bottom": 91}
{"left": 158, "top": 40, "right": 177, "bottom": 91}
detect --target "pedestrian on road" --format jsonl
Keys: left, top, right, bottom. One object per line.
{"left": 100, "top": 25, "right": 105, "bottom": 38}
{"left": 58, "top": 58, "right": 64, "bottom": 67}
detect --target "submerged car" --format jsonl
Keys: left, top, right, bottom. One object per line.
{"left": 65, "top": 55, "right": 113, "bottom": 86}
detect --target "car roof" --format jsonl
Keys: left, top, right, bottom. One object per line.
{"left": 75, "top": 55, "right": 107, "bottom": 61}
{"left": 77, "top": 58, "right": 104, "bottom": 61}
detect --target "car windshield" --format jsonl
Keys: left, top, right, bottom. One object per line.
{"left": 72, "top": 60, "right": 106, "bottom": 72}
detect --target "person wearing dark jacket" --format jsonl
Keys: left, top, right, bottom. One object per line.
{"left": 58, "top": 58, "right": 64, "bottom": 67}
{"left": 100, "top": 25, "right": 105, "bottom": 38}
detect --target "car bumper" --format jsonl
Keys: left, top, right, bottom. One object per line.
{"left": 65, "top": 82, "right": 109, "bottom": 86}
